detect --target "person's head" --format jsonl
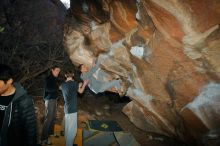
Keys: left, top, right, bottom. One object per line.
{"left": 64, "top": 70, "right": 74, "bottom": 79}
{"left": 78, "top": 64, "right": 89, "bottom": 73}
{"left": 0, "top": 64, "right": 14, "bottom": 95}
{"left": 51, "top": 66, "right": 61, "bottom": 77}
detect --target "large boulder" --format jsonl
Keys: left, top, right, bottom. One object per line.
{"left": 63, "top": 0, "right": 220, "bottom": 143}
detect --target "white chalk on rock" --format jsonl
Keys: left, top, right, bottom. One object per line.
{"left": 130, "top": 46, "right": 144, "bottom": 59}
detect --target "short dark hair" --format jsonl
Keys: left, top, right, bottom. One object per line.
{"left": 49, "top": 65, "right": 60, "bottom": 75}
{"left": 64, "top": 70, "right": 74, "bottom": 78}
{"left": 0, "top": 64, "right": 14, "bottom": 83}
{"left": 51, "top": 65, "right": 60, "bottom": 70}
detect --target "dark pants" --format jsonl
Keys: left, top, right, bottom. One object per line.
{"left": 41, "top": 99, "right": 57, "bottom": 141}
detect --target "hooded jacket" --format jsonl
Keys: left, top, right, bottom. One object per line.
{"left": 0, "top": 82, "right": 37, "bottom": 146}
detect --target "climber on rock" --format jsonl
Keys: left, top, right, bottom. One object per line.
{"left": 78, "top": 56, "right": 127, "bottom": 96}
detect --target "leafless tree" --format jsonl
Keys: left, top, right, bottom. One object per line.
{"left": 0, "top": 41, "right": 69, "bottom": 96}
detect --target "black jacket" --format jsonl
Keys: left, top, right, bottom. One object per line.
{"left": 0, "top": 83, "right": 37, "bottom": 146}
{"left": 43, "top": 75, "right": 59, "bottom": 100}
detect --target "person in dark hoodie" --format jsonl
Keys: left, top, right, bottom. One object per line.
{"left": 41, "top": 66, "right": 60, "bottom": 145}
{"left": 0, "top": 64, "right": 37, "bottom": 146}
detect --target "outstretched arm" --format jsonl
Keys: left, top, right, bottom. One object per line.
{"left": 81, "top": 58, "right": 101, "bottom": 80}
{"left": 81, "top": 65, "right": 100, "bottom": 80}
{"left": 78, "top": 80, "right": 89, "bottom": 93}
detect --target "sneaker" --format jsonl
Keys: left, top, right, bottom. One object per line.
{"left": 40, "top": 140, "right": 52, "bottom": 145}
{"left": 50, "top": 133, "right": 59, "bottom": 138}
{"left": 118, "top": 91, "right": 125, "bottom": 97}
{"left": 60, "top": 130, "right": 64, "bottom": 136}
{"left": 54, "top": 134, "right": 59, "bottom": 138}
{"left": 119, "top": 79, "right": 131, "bottom": 96}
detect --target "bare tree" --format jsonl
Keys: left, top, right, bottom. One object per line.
{"left": 0, "top": 42, "right": 68, "bottom": 96}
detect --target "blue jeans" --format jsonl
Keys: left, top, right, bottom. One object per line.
{"left": 41, "top": 99, "right": 57, "bottom": 141}
{"left": 65, "top": 112, "right": 77, "bottom": 146}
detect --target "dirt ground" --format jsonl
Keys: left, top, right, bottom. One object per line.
{"left": 34, "top": 89, "right": 186, "bottom": 146}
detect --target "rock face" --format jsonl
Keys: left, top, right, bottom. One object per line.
{"left": 63, "top": 0, "right": 220, "bottom": 143}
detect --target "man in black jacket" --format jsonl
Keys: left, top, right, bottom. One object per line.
{"left": 41, "top": 66, "right": 60, "bottom": 145}
{"left": 0, "top": 64, "right": 37, "bottom": 146}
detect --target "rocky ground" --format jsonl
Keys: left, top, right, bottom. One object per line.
{"left": 34, "top": 89, "right": 186, "bottom": 146}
